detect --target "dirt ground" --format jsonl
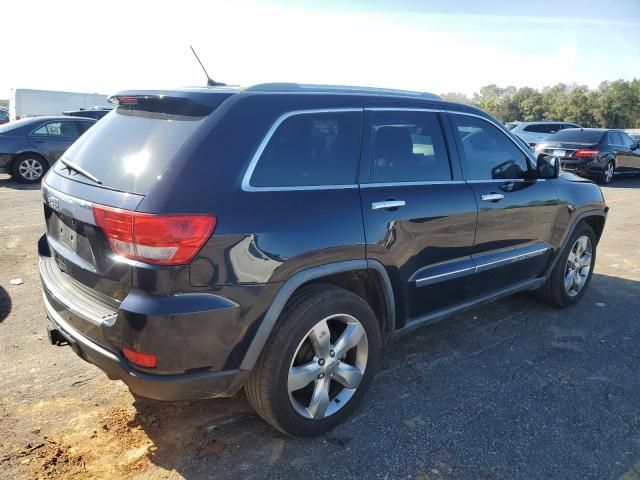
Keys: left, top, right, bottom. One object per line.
{"left": 0, "top": 173, "right": 639, "bottom": 480}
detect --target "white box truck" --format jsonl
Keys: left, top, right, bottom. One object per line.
{"left": 9, "top": 88, "right": 110, "bottom": 121}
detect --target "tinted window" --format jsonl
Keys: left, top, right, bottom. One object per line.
{"left": 451, "top": 114, "right": 529, "bottom": 180}
{"left": 523, "top": 124, "right": 559, "bottom": 134}
{"left": 0, "top": 111, "right": 8, "bottom": 121}
{"left": 561, "top": 123, "right": 579, "bottom": 129}
{"left": 251, "top": 111, "right": 361, "bottom": 188}
{"left": 608, "top": 132, "right": 623, "bottom": 145}
{"left": 619, "top": 132, "right": 636, "bottom": 149}
{"left": 54, "top": 108, "right": 207, "bottom": 194}
{"left": 32, "top": 121, "right": 79, "bottom": 137}
{"left": 546, "top": 129, "right": 605, "bottom": 143}
{"left": 369, "top": 111, "right": 451, "bottom": 182}
{"left": 78, "top": 121, "right": 95, "bottom": 133}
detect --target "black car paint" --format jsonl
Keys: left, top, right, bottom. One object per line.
{"left": 0, "top": 116, "right": 96, "bottom": 174}
{"left": 540, "top": 128, "right": 640, "bottom": 180}
{"left": 38, "top": 88, "right": 607, "bottom": 401}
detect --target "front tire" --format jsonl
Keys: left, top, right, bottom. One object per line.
{"left": 537, "top": 222, "right": 596, "bottom": 307}
{"left": 11, "top": 154, "right": 47, "bottom": 183}
{"left": 245, "top": 284, "right": 381, "bottom": 436}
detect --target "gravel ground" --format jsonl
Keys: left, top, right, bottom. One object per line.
{"left": 0, "top": 173, "right": 639, "bottom": 480}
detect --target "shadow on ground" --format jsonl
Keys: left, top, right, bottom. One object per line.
{"left": 0, "top": 176, "right": 42, "bottom": 191}
{"left": 124, "top": 273, "right": 640, "bottom": 479}
{"left": 606, "top": 176, "right": 640, "bottom": 188}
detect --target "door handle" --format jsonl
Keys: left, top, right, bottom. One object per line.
{"left": 371, "top": 200, "right": 406, "bottom": 210}
{"left": 481, "top": 193, "right": 505, "bottom": 202}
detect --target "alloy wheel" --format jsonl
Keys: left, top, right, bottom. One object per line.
{"left": 604, "top": 162, "right": 614, "bottom": 183}
{"left": 564, "top": 235, "right": 593, "bottom": 297}
{"left": 18, "top": 158, "right": 44, "bottom": 180}
{"left": 287, "top": 313, "right": 368, "bottom": 420}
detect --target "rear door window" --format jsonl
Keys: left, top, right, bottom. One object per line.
{"left": 368, "top": 110, "right": 451, "bottom": 182}
{"left": 54, "top": 106, "right": 208, "bottom": 194}
{"left": 523, "top": 124, "right": 555, "bottom": 134}
{"left": 32, "top": 121, "right": 79, "bottom": 137}
{"left": 249, "top": 111, "right": 361, "bottom": 188}
{"left": 608, "top": 132, "right": 623, "bottom": 145}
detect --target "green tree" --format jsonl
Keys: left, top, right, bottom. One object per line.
{"left": 594, "top": 80, "right": 636, "bottom": 128}
{"left": 511, "top": 87, "right": 544, "bottom": 121}
{"left": 564, "top": 85, "right": 597, "bottom": 126}
{"left": 440, "top": 92, "right": 474, "bottom": 105}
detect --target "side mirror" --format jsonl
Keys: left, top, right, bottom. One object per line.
{"left": 536, "top": 153, "right": 560, "bottom": 179}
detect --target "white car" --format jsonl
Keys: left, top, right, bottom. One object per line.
{"left": 506, "top": 121, "right": 581, "bottom": 147}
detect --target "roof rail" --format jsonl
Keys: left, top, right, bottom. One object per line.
{"left": 244, "top": 83, "right": 441, "bottom": 100}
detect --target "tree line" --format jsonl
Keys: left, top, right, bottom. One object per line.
{"left": 441, "top": 79, "right": 640, "bottom": 129}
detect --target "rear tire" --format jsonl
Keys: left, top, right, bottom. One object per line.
{"left": 245, "top": 284, "right": 381, "bottom": 436}
{"left": 11, "top": 154, "right": 47, "bottom": 183}
{"left": 536, "top": 222, "right": 596, "bottom": 307}
{"left": 598, "top": 160, "right": 614, "bottom": 185}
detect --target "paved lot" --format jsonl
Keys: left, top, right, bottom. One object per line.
{"left": 0, "top": 173, "right": 639, "bottom": 480}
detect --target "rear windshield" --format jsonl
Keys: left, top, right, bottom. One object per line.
{"left": 53, "top": 106, "right": 208, "bottom": 194}
{"left": 547, "top": 129, "right": 604, "bottom": 143}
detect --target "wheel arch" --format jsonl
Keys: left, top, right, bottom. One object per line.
{"left": 545, "top": 209, "right": 607, "bottom": 279}
{"left": 11, "top": 151, "right": 49, "bottom": 171}
{"left": 239, "top": 259, "right": 395, "bottom": 371}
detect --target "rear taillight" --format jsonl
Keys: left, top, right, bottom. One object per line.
{"left": 122, "top": 347, "right": 157, "bottom": 368}
{"left": 92, "top": 204, "right": 216, "bottom": 265}
{"left": 574, "top": 149, "right": 599, "bottom": 158}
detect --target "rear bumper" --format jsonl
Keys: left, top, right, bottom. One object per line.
{"left": 560, "top": 159, "right": 604, "bottom": 177}
{"left": 42, "top": 290, "right": 247, "bottom": 400}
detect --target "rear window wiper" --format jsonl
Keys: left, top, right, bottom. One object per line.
{"left": 60, "top": 158, "right": 102, "bottom": 185}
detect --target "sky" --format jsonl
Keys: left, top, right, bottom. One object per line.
{"left": 1, "top": 0, "right": 639, "bottom": 99}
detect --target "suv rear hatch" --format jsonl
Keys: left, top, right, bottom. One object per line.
{"left": 41, "top": 90, "right": 231, "bottom": 308}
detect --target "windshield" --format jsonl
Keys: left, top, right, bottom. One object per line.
{"left": 547, "top": 129, "right": 604, "bottom": 143}
{"left": 53, "top": 107, "right": 207, "bottom": 194}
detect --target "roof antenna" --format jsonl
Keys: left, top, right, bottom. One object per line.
{"left": 190, "top": 46, "right": 226, "bottom": 87}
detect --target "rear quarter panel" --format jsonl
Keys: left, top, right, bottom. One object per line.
{"left": 548, "top": 174, "right": 607, "bottom": 248}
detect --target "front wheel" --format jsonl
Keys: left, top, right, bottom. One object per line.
{"left": 537, "top": 222, "right": 596, "bottom": 307}
{"left": 245, "top": 284, "right": 381, "bottom": 436}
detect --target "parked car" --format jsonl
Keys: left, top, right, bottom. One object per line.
{"left": 508, "top": 121, "right": 581, "bottom": 146}
{"left": 0, "top": 116, "right": 96, "bottom": 182}
{"left": 537, "top": 128, "right": 640, "bottom": 184}
{"left": 39, "top": 84, "right": 607, "bottom": 436}
{"left": 0, "top": 109, "right": 8, "bottom": 125}
{"left": 63, "top": 106, "right": 113, "bottom": 120}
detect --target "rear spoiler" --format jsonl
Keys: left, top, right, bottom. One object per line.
{"left": 108, "top": 89, "right": 237, "bottom": 117}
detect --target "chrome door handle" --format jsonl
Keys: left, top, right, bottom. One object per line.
{"left": 481, "top": 193, "right": 505, "bottom": 202}
{"left": 371, "top": 200, "right": 406, "bottom": 210}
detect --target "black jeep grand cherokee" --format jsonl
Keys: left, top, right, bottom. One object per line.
{"left": 39, "top": 84, "right": 607, "bottom": 436}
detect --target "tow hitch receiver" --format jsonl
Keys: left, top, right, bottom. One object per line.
{"left": 47, "top": 326, "right": 68, "bottom": 346}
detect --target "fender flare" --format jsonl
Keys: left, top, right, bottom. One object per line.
{"left": 239, "top": 259, "right": 395, "bottom": 371}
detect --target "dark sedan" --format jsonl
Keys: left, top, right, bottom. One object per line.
{"left": 0, "top": 116, "right": 96, "bottom": 183}
{"left": 536, "top": 128, "right": 640, "bottom": 184}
